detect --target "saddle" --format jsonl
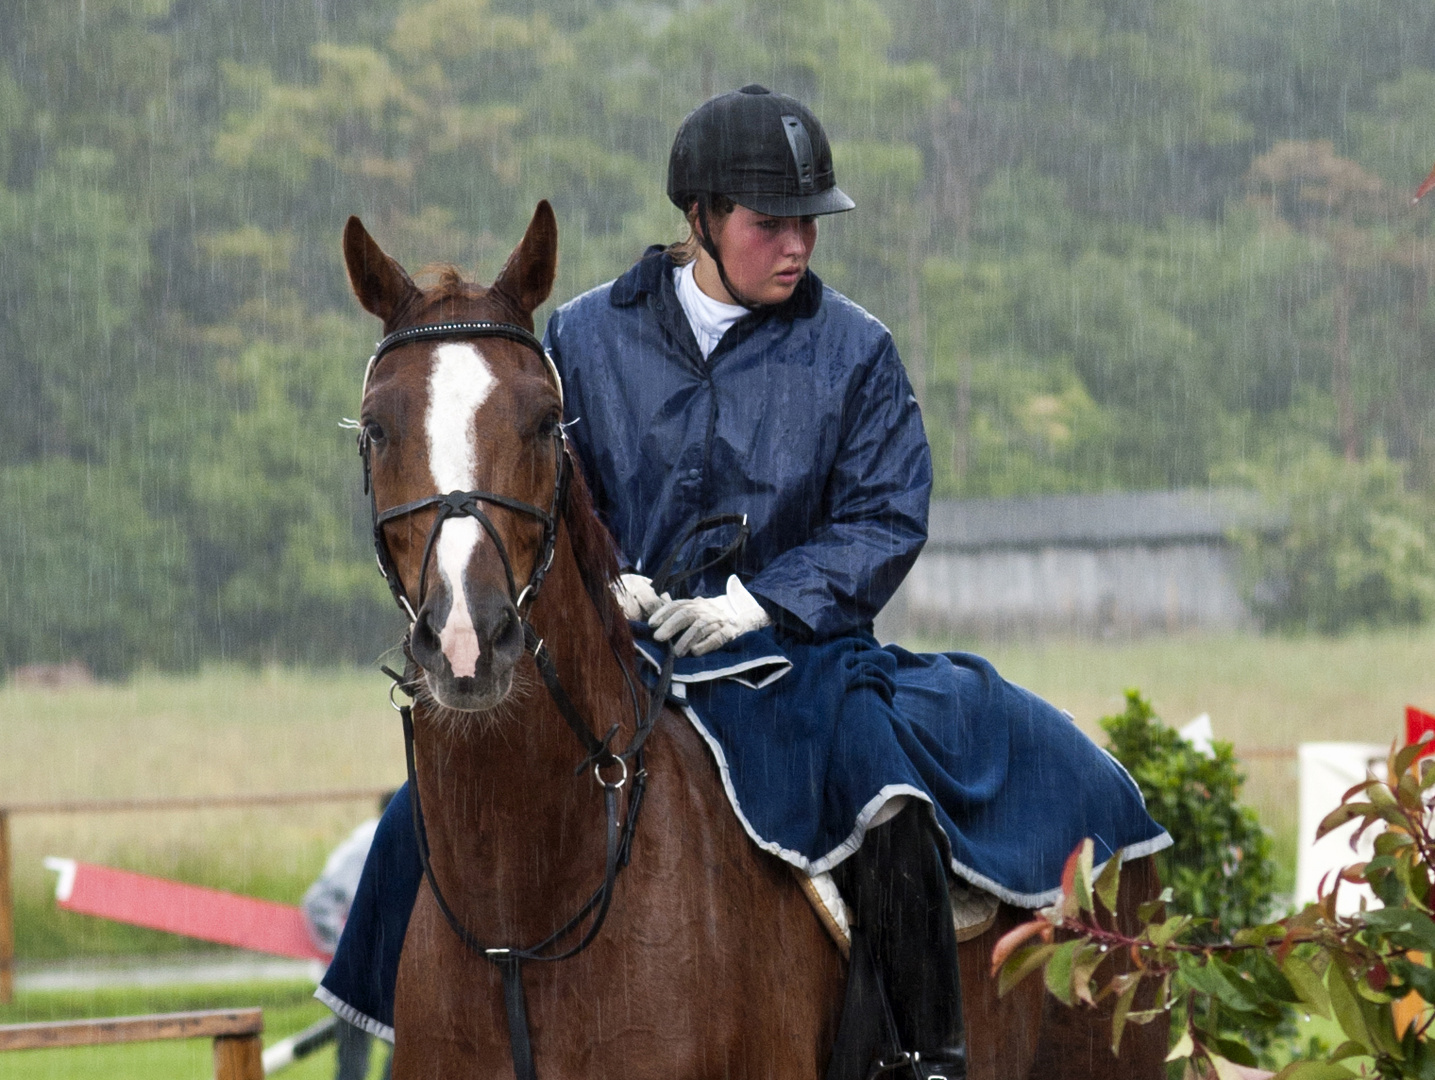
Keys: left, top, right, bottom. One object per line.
{"left": 796, "top": 869, "right": 1000, "bottom": 959}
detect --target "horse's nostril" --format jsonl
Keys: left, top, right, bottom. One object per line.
{"left": 412, "top": 611, "right": 439, "bottom": 652}
{"left": 497, "top": 605, "right": 523, "bottom": 649}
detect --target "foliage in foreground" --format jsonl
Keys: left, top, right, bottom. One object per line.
{"left": 1101, "top": 690, "right": 1287, "bottom": 1065}
{"left": 995, "top": 739, "right": 1435, "bottom": 1079}
{"left": 1103, "top": 691, "right": 1278, "bottom": 936}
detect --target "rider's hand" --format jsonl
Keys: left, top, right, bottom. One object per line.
{"left": 613, "top": 573, "right": 668, "bottom": 621}
{"left": 649, "top": 575, "right": 771, "bottom": 657}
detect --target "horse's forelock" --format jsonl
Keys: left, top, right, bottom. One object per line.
{"left": 416, "top": 264, "right": 471, "bottom": 291}
{"left": 411, "top": 265, "right": 536, "bottom": 331}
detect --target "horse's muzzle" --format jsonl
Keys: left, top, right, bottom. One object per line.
{"left": 410, "top": 587, "right": 525, "bottom": 711}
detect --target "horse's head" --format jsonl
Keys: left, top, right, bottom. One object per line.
{"left": 344, "top": 203, "right": 562, "bottom": 713}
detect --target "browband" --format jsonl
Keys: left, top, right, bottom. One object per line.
{"left": 362, "top": 320, "right": 563, "bottom": 409}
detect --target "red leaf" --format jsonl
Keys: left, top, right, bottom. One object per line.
{"left": 1368, "top": 961, "right": 1390, "bottom": 992}
{"left": 990, "top": 918, "right": 1054, "bottom": 976}
{"left": 1060, "top": 844, "right": 1085, "bottom": 907}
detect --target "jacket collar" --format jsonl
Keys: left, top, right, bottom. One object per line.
{"left": 610, "top": 246, "right": 823, "bottom": 320}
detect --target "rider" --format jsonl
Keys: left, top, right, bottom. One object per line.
{"left": 319, "top": 86, "right": 1170, "bottom": 1080}
{"left": 553, "top": 84, "right": 964, "bottom": 1077}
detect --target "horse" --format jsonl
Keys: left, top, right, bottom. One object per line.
{"left": 341, "top": 200, "right": 1169, "bottom": 1079}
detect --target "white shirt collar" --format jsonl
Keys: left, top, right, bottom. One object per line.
{"left": 674, "top": 261, "right": 748, "bottom": 360}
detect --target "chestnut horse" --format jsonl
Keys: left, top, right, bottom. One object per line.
{"left": 342, "top": 201, "right": 1168, "bottom": 1079}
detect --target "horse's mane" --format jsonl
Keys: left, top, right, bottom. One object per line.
{"left": 560, "top": 452, "right": 635, "bottom": 663}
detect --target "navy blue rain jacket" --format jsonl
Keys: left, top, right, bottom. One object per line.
{"left": 543, "top": 248, "right": 932, "bottom": 638}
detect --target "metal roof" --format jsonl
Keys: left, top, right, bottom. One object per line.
{"left": 924, "top": 489, "right": 1286, "bottom": 551}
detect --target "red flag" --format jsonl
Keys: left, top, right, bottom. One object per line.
{"left": 1406, "top": 705, "right": 1435, "bottom": 758}
{"left": 1414, "top": 162, "right": 1435, "bottom": 204}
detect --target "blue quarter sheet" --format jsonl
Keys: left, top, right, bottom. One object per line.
{"left": 637, "top": 628, "right": 1169, "bottom": 902}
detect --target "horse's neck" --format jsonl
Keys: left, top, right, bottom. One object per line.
{"left": 410, "top": 531, "right": 632, "bottom": 937}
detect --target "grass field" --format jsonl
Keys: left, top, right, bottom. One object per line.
{"left": 3, "top": 630, "right": 1431, "bottom": 960}
{"left": 967, "top": 626, "right": 1435, "bottom": 872}
{"left": 1, "top": 663, "right": 408, "bottom": 958}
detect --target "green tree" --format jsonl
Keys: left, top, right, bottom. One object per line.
{"left": 0, "top": 148, "right": 150, "bottom": 464}
{"left": 180, "top": 305, "right": 395, "bottom": 664}
{"left": 11, "top": 0, "right": 1435, "bottom": 674}
{"left": 0, "top": 460, "right": 193, "bottom": 678}
{"left": 1233, "top": 447, "right": 1435, "bottom": 634}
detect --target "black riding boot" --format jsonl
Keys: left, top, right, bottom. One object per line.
{"left": 832, "top": 803, "right": 967, "bottom": 1080}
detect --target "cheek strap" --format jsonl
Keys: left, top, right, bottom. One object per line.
{"left": 696, "top": 197, "right": 771, "bottom": 313}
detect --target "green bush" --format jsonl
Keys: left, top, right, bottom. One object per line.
{"left": 1100, "top": 691, "right": 1289, "bottom": 1068}
{"left": 1234, "top": 448, "right": 1435, "bottom": 634}
{"left": 1101, "top": 689, "right": 1278, "bottom": 935}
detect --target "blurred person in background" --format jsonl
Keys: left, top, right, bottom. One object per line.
{"left": 304, "top": 792, "right": 396, "bottom": 1080}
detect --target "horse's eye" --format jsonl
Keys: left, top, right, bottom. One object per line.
{"left": 363, "top": 420, "right": 386, "bottom": 444}
{"left": 537, "top": 413, "right": 560, "bottom": 438}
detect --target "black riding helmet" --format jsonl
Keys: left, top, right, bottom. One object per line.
{"left": 667, "top": 85, "right": 854, "bottom": 307}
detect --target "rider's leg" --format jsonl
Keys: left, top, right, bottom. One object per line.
{"left": 333, "top": 1019, "right": 373, "bottom": 1080}
{"left": 833, "top": 801, "right": 966, "bottom": 1079}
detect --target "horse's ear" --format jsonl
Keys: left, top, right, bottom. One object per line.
{"left": 491, "top": 200, "right": 558, "bottom": 320}
{"left": 343, "top": 216, "right": 419, "bottom": 325}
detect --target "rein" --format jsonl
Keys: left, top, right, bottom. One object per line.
{"left": 358, "top": 319, "right": 670, "bottom": 1080}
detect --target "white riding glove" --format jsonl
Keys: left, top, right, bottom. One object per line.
{"left": 649, "top": 574, "right": 771, "bottom": 657}
{"left": 613, "top": 573, "right": 669, "bottom": 621}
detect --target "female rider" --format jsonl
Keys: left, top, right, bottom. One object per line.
{"left": 320, "top": 86, "right": 1170, "bottom": 1080}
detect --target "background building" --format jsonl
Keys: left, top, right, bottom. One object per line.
{"left": 877, "top": 490, "right": 1286, "bottom": 642}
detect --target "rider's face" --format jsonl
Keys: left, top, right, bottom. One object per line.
{"left": 695, "top": 205, "right": 818, "bottom": 306}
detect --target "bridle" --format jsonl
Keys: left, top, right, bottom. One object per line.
{"left": 356, "top": 319, "right": 668, "bottom": 1080}
{"left": 358, "top": 320, "right": 570, "bottom": 625}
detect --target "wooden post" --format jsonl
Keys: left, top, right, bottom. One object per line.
{"left": 0, "top": 809, "right": 13, "bottom": 1005}
{"left": 213, "top": 1032, "right": 264, "bottom": 1080}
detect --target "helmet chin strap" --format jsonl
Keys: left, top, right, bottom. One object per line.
{"left": 695, "top": 197, "right": 776, "bottom": 312}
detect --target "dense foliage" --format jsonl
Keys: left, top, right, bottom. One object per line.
{"left": 1102, "top": 691, "right": 1278, "bottom": 937}
{"left": 5, "top": 0, "right": 1435, "bottom": 672}
{"left": 1101, "top": 691, "right": 1288, "bottom": 1065}
{"left": 998, "top": 740, "right": 1435, "bottom": 1078}
{"left": 1232, "top": 449, "right": 1435, "bottom": 634}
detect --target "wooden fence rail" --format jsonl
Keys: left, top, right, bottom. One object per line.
{"left": 0, "top": 1007, "right": 264, "bottom": 1080}
{"left": 0, "top": 787, "right": 390, "bottom": 1005}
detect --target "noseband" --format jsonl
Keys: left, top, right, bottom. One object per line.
{"left": 356, "top": 319, "right": 668, "bottom": 1080}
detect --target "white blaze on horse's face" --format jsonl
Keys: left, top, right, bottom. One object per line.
{"left": 425, "top": 342, "right": 496, "bottom": 680}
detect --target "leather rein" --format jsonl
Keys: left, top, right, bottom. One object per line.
{"left": 356, "top": 320, "right": 670, "bottom": 1080}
